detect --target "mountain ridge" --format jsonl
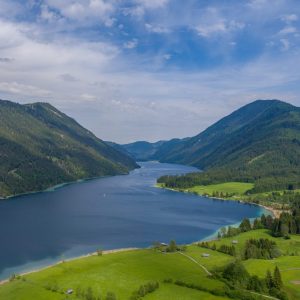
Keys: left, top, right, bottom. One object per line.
{"left": 123, "top": 99, "right": 300, "bottom": 192}
{"left": 0, "top": 99, "right": 138, "bottom": 198}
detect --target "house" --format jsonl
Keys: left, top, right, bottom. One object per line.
{"left": 202, "top": 253, "right": 210, "bottom": 257}
{"left": 160, "top": 243, "right": 168, "bottom": 246}
{"left": 232, "top": 240, "right": 238, "bottom": 244}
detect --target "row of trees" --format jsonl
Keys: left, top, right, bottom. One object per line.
{"left": 198, "top": 241, "right": 236, "bottom": 256}
{"left": 271, "top": 200, "right": 300, "bottom": 236}
{"left": 246, "top": 190, "right": 300, "bottom": 206}
{"left": 157, "top": 167, "right": 300, "bottom": 196}
{"left": 75, "top": 287, "right": 116, "bottom": 300}
{"left": 152, "top": 240, "right": 186, "bottom": 252}
{"left": 216, "top": 211, "right": 300, "bottom": 240}
{"left": 129, "top": 281, "right": 159, "bottom": 300}
{"left": 222, "top": 261, "right": 287, "bottom": 300}
{"left": 217, "top": 216, "right": 270, "bottom": 239}
{"left": 244, "top": 238, "right": 280, "bottom": 260}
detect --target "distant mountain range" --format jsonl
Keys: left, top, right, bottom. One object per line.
{"left": 0, "top": 100, "right": 138, "bottom": 198}
{"left": 121, "top": 138, "right": 188, "bottom": 161}
{"left": 122, "top": 100, "right": 300, "bottom": 192}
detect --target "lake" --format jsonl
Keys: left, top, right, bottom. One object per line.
{"left": 0, "top": 161, "right": 266, "bottom": 280}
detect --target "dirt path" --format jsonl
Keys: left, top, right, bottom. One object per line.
{"left": 178, "top": 252, "right": 212, "bottom": 276}
{"left": 178, "top": 252, "right": 280, "bottom": 300}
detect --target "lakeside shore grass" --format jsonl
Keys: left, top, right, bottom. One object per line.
{"left": 0, "top": 181, "right": 297, "bottom": 299}
{"left": 1, "top": 229, "right": 300, "bottom": 299}
{"left": 156, "top": 182, "right": 282, "bottom": 218}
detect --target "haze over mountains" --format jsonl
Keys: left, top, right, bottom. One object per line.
{"left": 0, "top": 100, "right": 138, "bottom": 198}
{"left": 122, "top": 100, "right": 300, "bottom": 192}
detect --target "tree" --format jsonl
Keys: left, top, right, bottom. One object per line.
{"left": 280, "top": 223, "right": 289, "bottom": 237}
{"left": 167, "top": 240, "right": 177, "bottom": 252}
{"left": 261, "top": 214, "right": 267, "bottom": 227}
{"left": 253, "top": 218, "right": 263, "bottom": 229}
{"left": 247, "top": 275, "right": 266, "bottom": 293}
{"left": 220, "top": 227, "right": 226, "bottom": 237}
{"left": 105, "top": 292, "right": 117, "bottom": 300}
{"left": 239, "top": 218, "right": 251, "bottom": 232}
{"left": 85, "top": 287, "right": 95, "bottom": 300}
{"left": 223, "top": 261, "right": 250, "bottom": 287}
{"left": 265, "top": 270, "right": 273, "bottom": 290}
{"left": 266, "top": 215, "right": 274, "bottom": 230}
{"left": 273, "top": 266, "right": 283, "bottom": 290}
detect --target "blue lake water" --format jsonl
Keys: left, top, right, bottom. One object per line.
{"left": 0, "top": 161, "right": 266, "bottom": 280}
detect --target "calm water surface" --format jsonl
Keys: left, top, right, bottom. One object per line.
{"left": 0, "top": 162, "right": 265, "bottom": 279}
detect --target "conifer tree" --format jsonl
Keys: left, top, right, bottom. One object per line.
{"left": 265, "top": 270, "right": 273, "bottom": 290}
{"left": 273, "top": 266, "right": 283, "bottom": 290}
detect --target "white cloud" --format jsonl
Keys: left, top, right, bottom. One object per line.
{"left": 0, "top": 0, "right": 300, "bottom": 143}
{"left": 135, "top": 0, "right": 169, "bottom": 9}
{"left": 0, "top": 81, "right": 51, "bottom": 97}
{"left": 280, "top": 38, "right": 290, "bottom": 51}
{"left": 196, "top": 21, "right": 227, "bottom": 37}
{"left": 194, "top": 7, "right": 245, "bottom": 38}
{"left": 281, "top": 14, "right": 298, "bottom": 23}
{"left": 39, "top": 4, "right": 62, "bottom": 23}
{"left": 247, "top": 0, "right": 268, "bottom": 9}
{"left": 44, "top": 0, "right": 116, "bottom": 25}
{"left": 81, "top": 93, "right": 97, "bottom": 101}
{"left": 145, "top": 23, "right": 170, "bottom": 33}
{"left": 196, "top": 20, "right": 244, "bottom": 37}
{"left": 123, "top": 39, "right": 138, "bottom": 49}
{"left": 278, "top": 26, "right": 297, "bottom": 35}
{"left": 123, "top": 0, "right": 169, "bottom": 18}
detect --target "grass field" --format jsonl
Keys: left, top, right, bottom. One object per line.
{"left": 187, "top": 182, "right": 254, "bottom": 196}
{"left": 1, "top": 229, "right": 300, "bottom": 299}
{"left": 202, "top": 229, "right": 300, "bottom": 299}
{"left": 0, "top": 250, "right": 228, "bottom": 300}
{"left": 157, "top": 182, "right": 254, "bottom": 198}
{"left": 144, "top": 284, "right": 230, "bottom": 300}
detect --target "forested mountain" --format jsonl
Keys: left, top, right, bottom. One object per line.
{"left": 121, "top": 138, "right": 187, "bottom": 161}
{"left": 160, "top": 100, "right": 300, "bottom": 167}
{"left": 0, "top": 99, "right": 138, "bottom": 198}
{"left": 127, "top": 100, "right": 300, "bottom": 193}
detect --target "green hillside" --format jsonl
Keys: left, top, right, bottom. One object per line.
{"left": 1, "top": 225, "right": 300, "bottom": 299}
{"left": 0, "top": 99, "right": 138, "bottom": 198}
{"left": 157, "top": 100, "right": 300, "bottom": 193}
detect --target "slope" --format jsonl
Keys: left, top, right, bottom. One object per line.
{"left": 0, "top": 100, "right": 138, "bottom": 198}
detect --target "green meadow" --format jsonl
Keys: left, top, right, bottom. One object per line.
{"left": 187, "top": 182, "right": 254, "bottom": 197}
{"left": 0, "top": 249, "right": 228, "bottom": 300}
{"left": 157, "top": 181, "right": 254, "bottom": 198}
{"left": 1, "top": 229, "right": 300, "bottom": 299}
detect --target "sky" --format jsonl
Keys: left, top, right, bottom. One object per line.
{"left": 0, "top": 0, "right": 299, "bottom": 143}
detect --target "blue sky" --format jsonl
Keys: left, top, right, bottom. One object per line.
{"left": 0, "top": 0, "right": 299, "bottom": 143}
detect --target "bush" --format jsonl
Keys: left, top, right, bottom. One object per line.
{"left": 130, "top": 281, "right": 159, "bottom": 299}
{"left": 222, "top": 261, "right": 250, "bottom": 287}
{"left": 243, "top": 238, "right": 280, "bottom": 260}
{"left": 105, "top": 291, "right": 117, "bottom": 300}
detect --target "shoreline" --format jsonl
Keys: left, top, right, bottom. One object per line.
{"left": 0, "top": 176, "right": 280, "bottom": 286}
{"left": 0, "top": 247, "right": 139, "bottom": 286}
{"left": 0, "top": 171, "right": 134, "bottom": 201}
{"left": 157, "top": 185, "right": 281, "bottom": 219}
{"left": 0, "top": 198, "right": 276, "bottom": 286}
{"left": 0, "top": 197, "right": 273, "bottom": 287}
